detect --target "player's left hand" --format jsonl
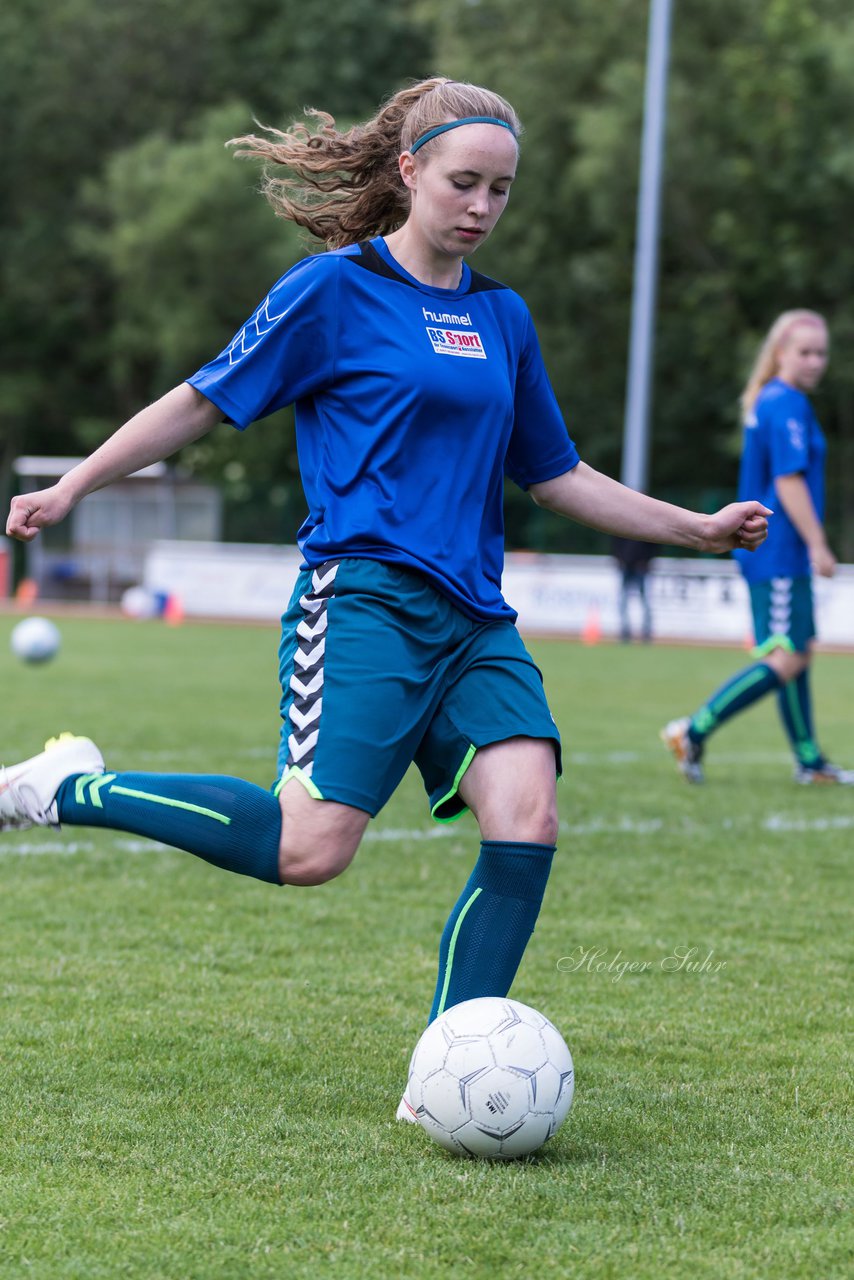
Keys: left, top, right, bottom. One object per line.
{"left": 701, "top": 501, "right": 772, "bottom": 555}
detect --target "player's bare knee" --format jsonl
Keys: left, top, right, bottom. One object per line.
{"left": 511, "top": 783, "right": 558, "bottom": 844}
{"left": 767, "top": 647, "right": 810, "bottom": 683}
{"left": 276, "top": 783, "right": 368, "bottom": 885}
{"left": 479, "top": 796, "right": 559, "bottom": 847}
{"left": 524, "top": 806, "right": 559, "bottom": 847}
{"left": 278, "top": 836, "right": 358, "bottom": 887}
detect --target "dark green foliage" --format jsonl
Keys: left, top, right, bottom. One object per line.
{"left": 3, "top": 0, "right": 853, "bottom": 555}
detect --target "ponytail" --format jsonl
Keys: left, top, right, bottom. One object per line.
{"left": 229, "top": 77, "right": 521, "bottom": 249}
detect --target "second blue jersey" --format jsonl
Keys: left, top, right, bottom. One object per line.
{"left": 188, "top": 237, "right": 578, "bottom": 621}
{"left": 733, "top": 377, "right": 826, "bottom": 584}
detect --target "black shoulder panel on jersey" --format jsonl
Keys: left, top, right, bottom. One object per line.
{"left": 350, "top": 241, "right": 508, "bottom": 295}
{"left": 466, "top": 268, "right": 507, "bottom": 294}
{"left": 350, "top": 240, "right": 413, "bottom": 285}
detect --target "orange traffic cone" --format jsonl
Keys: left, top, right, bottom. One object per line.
{"left": 15, "top": 578, "right": 39, "bottom": 606}
{"left": 163, "top": 593, "right": 185, "bottom": 626}
{"left": 581, "top": 606, "right": 602, "bottom": 646}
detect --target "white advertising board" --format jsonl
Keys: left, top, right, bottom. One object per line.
{"left": 144, "top": 542, "right": 854, "bottom": 648}
{"left": 145, "top": 541, "right": 304, "bottom": 621}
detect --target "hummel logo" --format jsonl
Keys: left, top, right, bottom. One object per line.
{"left": 422, "top": 306, "right": 471, "bottom": 326}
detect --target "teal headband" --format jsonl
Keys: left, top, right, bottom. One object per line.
{"left": 409, "top": 116, "right": 516, "bottom": 154}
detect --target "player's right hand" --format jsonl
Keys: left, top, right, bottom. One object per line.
{"left": 6, "top": 486, "right": 73, "bottom": 542}
{"left": 810, "top": 544, "right": 837, "bottom": 578}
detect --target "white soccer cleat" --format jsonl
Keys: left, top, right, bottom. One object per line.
{"left": 794, "top": 761, "right": 854, "bottom": 786}
{"left": 395, "top": 1093, "right": 419, "bottom": 1124}
{"left": 660, "top": 716, "right": 704, "bottom": 783}
{"left": 0, "top": 733, "right": 105, "bottom": 831}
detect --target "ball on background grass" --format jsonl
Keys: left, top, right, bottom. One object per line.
{"left": 120, "top": 585, "right": 159, "bottom": 620}
{"left": 406, "top": 996, "right": 574, "bottom": 1160}
{"left": 10, "top": 616, "right": 62, "bottom": 664}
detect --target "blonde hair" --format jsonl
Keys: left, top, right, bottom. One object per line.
{"left": 740, "top": 309, "right": 827, "bottom": 419}
{"left": 228, "top": 77, "right": 521, "bottom": 249}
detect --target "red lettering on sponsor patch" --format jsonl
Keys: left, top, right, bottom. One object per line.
{"left": 444, "top": 330, "right": 483, "bottom": 349}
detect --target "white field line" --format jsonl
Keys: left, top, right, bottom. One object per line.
{"left": 3, "top": 812, "right": 852, "bottom": 860}
{"left": 0, "top": 841, "right": 94, "bottom": 857}
{"left": 0, "top": 837, "right": 167, "bottom": 857}
{"left": 366, "top": 813, "right": 854, "bottom": 841}
{"left": 763, "top": 813, "right": 854, "bottom": 832}
{"left": 568, "top": 749, "right": 793, "bottom": 765}
{"left": 16, "top": 746, "right": 795, "bottom": 769}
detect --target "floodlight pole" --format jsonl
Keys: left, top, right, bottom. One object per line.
{"left": 620, "top": 0, "right": 674, "bottom": 494}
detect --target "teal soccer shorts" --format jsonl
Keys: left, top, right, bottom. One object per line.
{"left": 749, "top": 576, "right": 815, "bottom": 656}
{"left": 275, "top": 559, "right": 561, "bottom": 820}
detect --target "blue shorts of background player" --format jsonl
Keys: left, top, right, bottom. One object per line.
{"left": 749, "top": 576, "right": 815, "bottom": 657}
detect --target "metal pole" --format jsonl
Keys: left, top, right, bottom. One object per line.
{"left": 620, "top": 0, "right": 674, "bottom": 493}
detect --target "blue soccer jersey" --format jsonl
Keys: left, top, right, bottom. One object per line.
{"left": 188, "top": 237, "right": 579, "bottom": 621}
{"left": 733, "top": 377, "right": 826, "bottom": 584}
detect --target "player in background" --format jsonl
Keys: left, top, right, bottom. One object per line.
{"left": 2, "top": 78, "right": 770, "bottom": 1117}
{"left": 611, "top": 536, "right": 656, "bottom": 643}
{"left": 662, "top": 309, "right": 852, "bottom": 785}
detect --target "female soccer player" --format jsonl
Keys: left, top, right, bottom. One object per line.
{"left": 2, "top": 79, "right": 769, "bottom": 1113}
{"left": 662, "top": 308, "right": 851, "bottom": 784}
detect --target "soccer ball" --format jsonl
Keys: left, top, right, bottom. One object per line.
{"left": 120, "top": 585, "right": 159, "bottom": 620}
{"left": 406, "top": 997, "right": 574, "bottom": 1160}
{"left": 10, "top": 616, "right": 61, "bottom": 664}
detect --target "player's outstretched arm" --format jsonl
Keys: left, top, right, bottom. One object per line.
{"left": 6, "top": 384, "right": 222, "bottom": 543}
{"left": 530, "top": 462, "right": 771, "bottom": 555}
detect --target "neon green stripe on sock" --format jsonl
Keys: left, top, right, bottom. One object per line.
{"left": 108, "top": 785, "right": 231, "bottom": 825}
{"left": 435, "top": 886, "right": 482, "bottom": 1018}
{"left": 783, "top": 681, "right": 821, "bottom": 764}
{"left": 709, "top": 666, "right": 770, "bottom": 716}
{"left": 75, "top": 772, "right": 115, "bottom": 805}
{"left": 784, "top": 680, "right": 809, "bottom": 744}
{"left": 87, "top": 774, "right": 117, "bottom": 808}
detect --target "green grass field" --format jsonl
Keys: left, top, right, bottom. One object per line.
{"left": 0, "top": 613, "right": 850, "bottom": 1279}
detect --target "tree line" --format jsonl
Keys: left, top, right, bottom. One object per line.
{"left": 2, "top": 0, "right": 852, "bottom": 555}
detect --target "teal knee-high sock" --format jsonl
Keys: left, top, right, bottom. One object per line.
{"left": 689, "top": 661, "right": 781, "bottom": 744}
{"left": 428, "top": 840, "right": 555, "bottom": 1023}
{"left": 777, "top": 669, "right": 823, "bottom": 767}
{"left": 56, "top": 772, "right": 282, "bottom": 884}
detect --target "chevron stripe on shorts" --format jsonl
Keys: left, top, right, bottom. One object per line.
{"left": 285, "top": 561, "right": 339, "bottom": 778}
{"left": 769, "top": 577, "right": 793, "bottom": 637}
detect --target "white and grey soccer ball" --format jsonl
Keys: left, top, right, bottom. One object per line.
{"left": 10, "top": 616, "right": 61, "bottom": 664}
{"left": 406, "top": 997, "right": 575, "bottom": 1160}
{"left": 120, "top": 585, "right": 159, "bottom": 620}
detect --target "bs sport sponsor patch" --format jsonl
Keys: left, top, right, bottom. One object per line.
{"left": 425, "top": 327, "right": 486, "bottom": 359}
